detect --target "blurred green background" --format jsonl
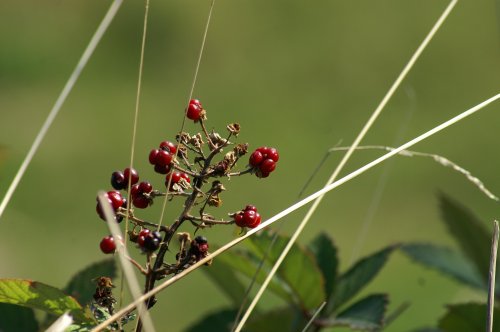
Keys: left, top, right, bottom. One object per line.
{"left": 1, "top": 0, "right": 500, "bottom": 330}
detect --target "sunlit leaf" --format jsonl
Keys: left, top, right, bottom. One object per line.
{"left": 247, "top": 231, "right": 326, "bottom": 310}
{"left": 438, "top": 303, "right": 500, "bottom": 332}
{"left": 331, "top": 294, "right": 388, "bottom": 331}
{"left": 439, "top": 194, "right": 491, "bottom": 283}
{"left": 401, "top": 243, "right": 485, "bottom": 290}
{"left": 64, "top": 259, "right": 117, "bottom": 306}
{"left": 308, "top": 232, "right": 338, "bottom": 298}
{"left": 331, "top": 245, "right": 396, "bottom": 310}
{"left": 0, "top": 279, "right": 89, "bottom": 322}
{"left": 0, "top": 302, "right": 39, "bottom": 332}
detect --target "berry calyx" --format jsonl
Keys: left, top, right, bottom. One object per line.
{"left": 165, "top": 171, "right": 191, "bottom": 191}
{"left": 100, "top": 236, "right": 116, "bottom": 254}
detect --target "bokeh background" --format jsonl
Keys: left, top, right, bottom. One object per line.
{"left": 1, "top": 0, "right": 500, "bottom": 330}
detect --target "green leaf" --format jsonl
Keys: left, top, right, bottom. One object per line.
{"left": 184, "top": 308, "right": 237, "bottom": 332}
{"left": 0, "top": 279, "right": 89, "bottom": 322}
{"left": 308, "top": 232, "right": 338, "bottom": 298}
{"left": 203, "top": 254, "right": 249, "bottom": 306}
{"left": 64, "top": 259, "right": 117, "bottom": 306}
{"left": 247, "top": 231, "right": 326, "bottom": 310}
{"left": 0, "top": 303, "right": 39, "bottom": 332}
{"left": 439, "top": 194, "right": 491, "bottom": 282}
{"left": 401, "top": 243, "right": 486, "bottom": 290}
{"left": 438, "top": 303, "right": 500, "bottom": 332}
{"left": 245, "top": 306, "right": 306, "bottom": 332}
{"left": 217, "top": 249, "right": 293, "bottom": 303}
{"left": 331, "top": 294, "right": 388, "bottom": 331}
{"left": 331, "top": 245, "right": 396, "bottom": 310}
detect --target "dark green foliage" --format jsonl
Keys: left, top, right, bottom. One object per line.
{"left": 331, "top": 294, "right": 388, "bottom": 331}
{"left": 401, "top": 243, "right": 485, "bottom": 290}
{"left": 438, "top": 303, "right": 500, "bottom": 332}
{"left": 439, "top": 193, "right": 491, "bottom": 283}
{"left": 0, "top": 303, "right": 38, "bottom": 332}
{"left": 184, "top": 308, "right": 238, "bottom": 332}
{"left": 197, "top": 231, "right": 395, "bottom": 331}
{"left": 331, "top": 245, "right": 397, "bottom": 311}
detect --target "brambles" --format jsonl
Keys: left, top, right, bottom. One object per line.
{"left": 94, "top": 98, "right": 278, "bottom": 327}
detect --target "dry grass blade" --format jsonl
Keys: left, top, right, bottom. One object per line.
{"left": 487, "top": 220, "right": 499, "bottom": 332}
{"left": 301, "top": 301, "right": 326, "bottom": 332}
{"left": 97, "top": 192, "right": 156, "bottom": 332}
{"left": 91, "top": 93, "right": 500, "bottom": 331}
{"left": 0, "top": 0, "right": 123, "bottom": 221}
{"left": 234, "top": 0, "right": 459, "bottom": 329}
{"left": 329, "top": 146, "right": 499, "bottom": 201}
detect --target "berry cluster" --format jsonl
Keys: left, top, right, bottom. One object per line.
{"left": 96, "top": 191, "right": 126, "bottom": 222}
{"left": 234, "top": 205, "right": 262, "bottom": 228}
{"left": 111, "top": 167, "right": 139, "bottom": 190}
{"left": 249, "top": 146, "right": 279, "bottom": 178}
{"left": 130, "top": 181, "right": 154, "bottom": 209}
{"left": 149, "top": 141, "right": 177, "bottom": 174}
{"left": 137, "top": 228, "right": 162, "bottom": 252}
{"left": 165, "top": 171, "right": 191, "bottom": 191}
{"left": 186, "top": 99, "right": 206, "bottom": 122}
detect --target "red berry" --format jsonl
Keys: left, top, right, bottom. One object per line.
{"left": 100, "top": 236, "right": 116, "bottom": 254}
{"left": 159, "top": 141, "right": 177, "bottom": 154}
{"left": 149, "top": 149, "right": 160, "bottom": 165}
{"left": 107, "top": 191, "right": 124, "bottom": 210}
{"left": 243, "top": 210, "right": 258, "bottom": 227}
{"left": 249, "top": 151, "right": 264, "bottom": 166}
{"left": 234, "top": 213, "right": 245, "bottom": 227}
{"left": 266, "top": 148, "right": 279, "bottom": 162}
{"left": 111, "top": 171, "right": 126, "bottom": 190}
{"left": 186, "top": 103, "right": 202, "bottom": 121}
{"left": 133, "top": 196, "right": 149, "bottom": 209}
{"left": 259, "top": 159, "right": 276, "bottom": 173}
{"left": 180, "top": 172, "right": 191, "bottom": 183}
{"left": 245, "top": 205, "right": 257, "bottom": 212}
{"left": 165, "top": 172, "right": 181, "bottom": 186}
{"left": 190, "top": 99, "right": 201, "bottom": 107}
{"left": 138, "top": 181, "right": 153, "bottom": 194}
{"left": 256, "top": 170, "right": 270, "bottom": 178}
{"left": 130, "top": 184, "right": 140, "bottom": 198}
{"left": 124, "top": 167, "right": 139, "bottom": 186}
{"left": 155, "top": 150, "right": 172, "bottom": 167}
{"left": 154, "top": 163, "right": 171, "bottom": 174}
{"left": 247, "top": 212, "right": 261, "bottom": 228}
{"left": 137, "top": 229, "right": 151, "bottom": 247}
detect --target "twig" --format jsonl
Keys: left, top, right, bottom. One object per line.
{"left": 91, "top": 93, "right": 500, "bottom": 331}
{"left": 487, "top": 220, "right": 499, "bottom": 332}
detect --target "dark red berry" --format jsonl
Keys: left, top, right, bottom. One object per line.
{"left": 111, "top": 171, "right": 126, "bottom": 190}
{"left": 124, "top": 167, "right": 139, "bottom": 186}
{"left": 245, "top": 205, "right": 257, "bottom": 212}
{"left": 138, "top": 181, "right": 153, "bottom": 194}
{"left": 190, "top": 99, "right": 201, "bottom": 107}
{"left": 180, "top": 172, "right": 191, "bottom": 183}
{"left": 137, "top": 229, "right": 151, "bottom": 247}
{"left": 259, "top": 159, "right": 276, "bottom": 173}
{"left": 133, "top": 196, "right": 149, "bottom": 209}
{"left": 256, "top": 170, "right": 270, "bottom": 178}
{"left": 155, "top": 150, "right": 172, "bottom": 167}
{"left": 247, "top": 212, "right": 261, "bottom": 228}
{"left": 249, "top": 151, "right": 263, "bottom": 167}
{"left": 100, "top": 236, "right": 116, "bottom": 254}
{"left": 149, "top": 149, "right": 160, "bottom": 165}
{"left": 234, "top": 213, "right": 245, "bottom": 227}
{"left": 159, "top": 141, "right": 177, "bottom": 154}
{"left": 186, "top": 103, "right": 202, "bottom": 121}
{"left": 130, "top": 184, "right": 140, "bottom": 198}
{"left": 266, "top": 148, "right": 279, "bottom": 162}
{"left": 243, "top": 210, "right": 258, "bottom": 227}
{"left": 154, "top": 163, "right": 171, "bottom": 174}
{"left": 143, "top": 236, "right": 160, "bottom": 251}
{"left": 107, "top": 191, "right": 124, "bottom": 210}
